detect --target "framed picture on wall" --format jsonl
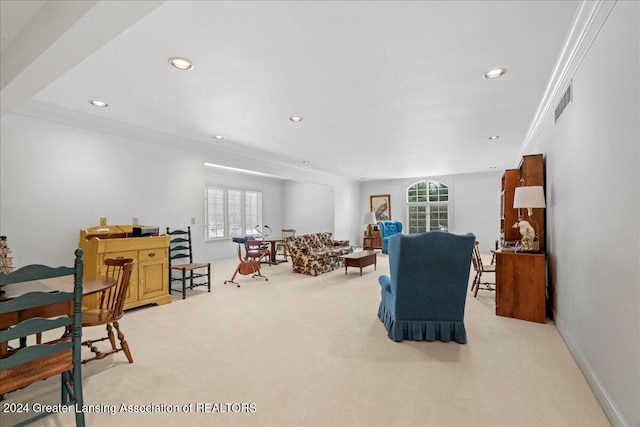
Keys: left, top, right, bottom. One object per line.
{"left": 370, "top": 194, "right": 391, "bottom": 221}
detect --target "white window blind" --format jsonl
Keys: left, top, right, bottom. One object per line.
{"left": 206, "top": 187, "right": 262, "bottom": 240}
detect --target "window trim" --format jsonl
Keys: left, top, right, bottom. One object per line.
{"left": 406, "top": 180, "right": 451, "bottom": 234}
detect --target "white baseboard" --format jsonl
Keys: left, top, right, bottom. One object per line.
{"left": 554, "top": 311, "right": 628, "bottom": 427}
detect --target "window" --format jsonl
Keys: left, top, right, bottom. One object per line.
{"left": 206, "top": 186, "right": 263, "bottom": 239}
{"left": 406, "top": 180, "right": 449, "bottom": 234}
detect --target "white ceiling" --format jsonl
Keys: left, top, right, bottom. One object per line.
{"left": 1, "top": 0, "right": 580, "bottom": 181}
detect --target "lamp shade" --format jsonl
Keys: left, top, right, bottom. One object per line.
{"left": 513, "top": 186, "right": 546, "bottom": 210}
{"left": 363, "top": 211, "right": 378, "bottom": 225}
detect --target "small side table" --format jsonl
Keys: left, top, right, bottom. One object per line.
{"left": 363, "top": 236, "right": 375, "bottom": 251}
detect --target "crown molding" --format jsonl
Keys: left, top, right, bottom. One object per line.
{"left": 520, "top": 0, "right": 617, "bottom": 158}
{"left": 10, "top": 99, "right": 357, "bottom": 186}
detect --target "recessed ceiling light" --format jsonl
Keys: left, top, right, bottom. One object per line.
{"left": 169, "top": 57, "right": 193, "bottom": 70}
{"left": 302, "top": 160, "right": 310, "bottom": 164}
{"left": 290, "top": 116, "right": 303, "bottom": 122}
{"left": 483, "top": 68, "right": 507, "bottom": 79}
{"left": 89, "top": 100, "right": 108, "bottom": 107}
{"left": 488, "top": 135, "right": 501, "bottom": 140}
{"left": 489, "top": 166, "right": 497, "bottom": 169}
{"left": 213, "top": 135, "right": 225, "bottom": 140}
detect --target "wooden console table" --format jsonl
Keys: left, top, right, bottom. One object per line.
{"left": 495, "top": 250, "right": 546, "bottom": 323}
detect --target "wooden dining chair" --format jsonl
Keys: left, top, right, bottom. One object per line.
{"left": 0, "top": 249, "right": 85, "bottom": 427}
{"left": 471, "top": 241, "right": 496, "bottom": 297}
{"left": 276, "top": 229, "right": 296, "bottom": 261}
{"left": 244, "top": 236, "right": 271, "bottom": 265}
{"left": 167, "top": 227, "right": 211, "bottom": 299}
{"left": 491, "top": 239, "right": 499, "bottom": 265}
{"left": 81, "top": 258, "right": 135, "bottom": 364}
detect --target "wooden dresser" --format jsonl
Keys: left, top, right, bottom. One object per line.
{"left": 79, "top": 225, "right": 171, "bottom": 310}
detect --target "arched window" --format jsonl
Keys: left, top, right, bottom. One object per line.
{"left": 406, "top": 180, "right": 449, "bottom": 234}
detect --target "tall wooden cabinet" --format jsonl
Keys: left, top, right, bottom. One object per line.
{"left": 496, "top": 154, "right": 547, "bottom": 323}
{"left": 79, "top": 225, "right": 171, "bottom": 310}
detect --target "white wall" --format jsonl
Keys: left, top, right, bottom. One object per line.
{"left": 0, "top": 113, "right": 360, "bottom": 266}
{"left": 282, "top": 181, "right": 334, "bottom": 236}
{"left": 527, "top": 2, "right": 639, "bottom": 425}
{"left": 360, "top": 172, "right": 501, "bottom": 252}
{"left": 0, "top": 114, "right": 205, "bottom": 266}
{"left": 449, "top": 173, "right": 501, "bottom": 249}
{"left": 334, "top": 182, "right": 360, "bottom": 243}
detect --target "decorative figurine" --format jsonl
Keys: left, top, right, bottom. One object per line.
{"left": 513, "top": 220, "right": 536, "bottom": 251}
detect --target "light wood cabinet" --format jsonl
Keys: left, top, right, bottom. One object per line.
{"left": 79, "top": 225, "right": 171, "bottom": 310}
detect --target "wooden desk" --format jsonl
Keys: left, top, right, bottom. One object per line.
{"left": 495, "top": 251, "right": 546, "bottom": 323}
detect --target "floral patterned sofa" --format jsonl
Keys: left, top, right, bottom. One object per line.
{"left": 284, "top": 232, "right": 352, "bottom": 276}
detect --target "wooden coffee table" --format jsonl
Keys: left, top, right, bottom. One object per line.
{"left": 342, "top": 250, "right": 377, "bottom": 276}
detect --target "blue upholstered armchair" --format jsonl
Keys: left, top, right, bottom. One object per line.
{"left": 377, "top": 231, "right": 476, "bottom": 343}
{"left": 379, "top": 220, "right": 403, "bottom": 254}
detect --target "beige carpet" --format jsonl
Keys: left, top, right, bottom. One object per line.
{"left": 1, "top": 252, "right": 610, "bottom": 427}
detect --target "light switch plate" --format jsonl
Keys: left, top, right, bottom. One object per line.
{"left": 99, "top": 217, "right": 107, "bottom": 227}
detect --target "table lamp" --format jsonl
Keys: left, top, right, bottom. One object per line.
{"left": 513, "top": 186, "right": 546, "bottom": 251}
{"left": 363, "top": 212, "right": 377, "bottom": 237}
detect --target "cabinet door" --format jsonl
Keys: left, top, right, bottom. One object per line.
{"left": 138, "top": 259, "right": 167, "bottom": 301}
{"left": 496, "top": 252, "right": 546, "bottom": 323}
{"left": 372, "top": 230, "right": 382, "bottom": 249}
{"left": 124, "top": 268, "right": 139, "bottom": 305}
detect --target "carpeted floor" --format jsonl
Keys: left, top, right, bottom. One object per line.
{"left": 1, "top": 252, "right": 610, "bottom": 426}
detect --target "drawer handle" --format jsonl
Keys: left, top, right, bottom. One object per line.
{"left": 148, "top": 252, "right": 155, "bottom": 257}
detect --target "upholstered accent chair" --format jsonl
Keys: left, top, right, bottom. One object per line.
{"left": 377, "top": 231, "right": 475, "bottom": 343}
{"left": 379, "top": 220, "right": 403, "bottom": 254}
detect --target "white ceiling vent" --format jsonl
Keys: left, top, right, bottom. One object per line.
{"left": 554, "top": 82, "right": 572, "bottom": 124}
